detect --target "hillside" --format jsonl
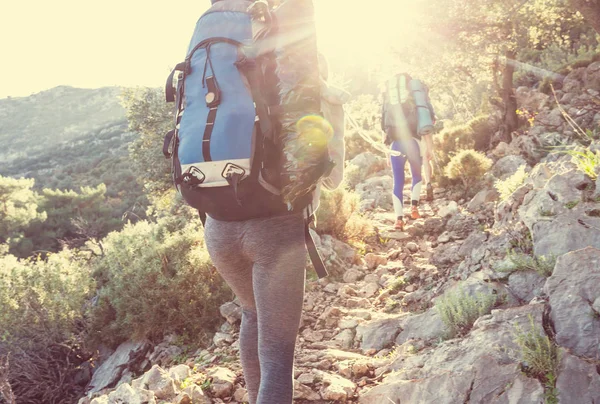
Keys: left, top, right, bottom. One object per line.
{"left": 0, "top": 86, "right": 148, "bottom": 223}
{"left": 77, "top": 62, "right": 600, "bottom": 404}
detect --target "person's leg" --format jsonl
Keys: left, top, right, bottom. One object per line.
{"left": 422, "top": 141, "right": 434, "bottom": 201}
{"left": 406, "top": 138, "right": 423, "bottom": 218}
{"left": 203, "top": 218, "right": 261, "bottom": 404}
{"left": 390, "top": 140, "right": 407, "bottom": 223}
{"left": 242, "top": 214, "right": 307, "bottom": 404}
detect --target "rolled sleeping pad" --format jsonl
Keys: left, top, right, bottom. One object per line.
{"left": 409, "top": 79, "right": 434, "bottom": 136}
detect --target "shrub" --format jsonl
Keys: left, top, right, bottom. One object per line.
{"left": 315, "top": 187, "right": 374, "bottom": 245}
{"left": 444, "top": 149, "right": 493, "bottom": 190}
{"left": 496, "top": 252, "right": 556, "bottom": 277}
{"left": 89, "top": 218, "right": 232, "bottom": 347}
{"left": 567, "top": 149, "right": 600, "bottom": 180}
{"left": 495, "top": 165, "right": 528, "bottom": 201}
{"left": 435, "top": 286, "right": 497, "bottom": 338}
{"left": 0, "top": 250, "right": 93, "bottom": 403}
{"left": 513, "top": 316, "right": 560, "bottom": 402}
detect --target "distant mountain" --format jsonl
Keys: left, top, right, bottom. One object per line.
{"left": 0, "top": 86, "right": 129, "bottom": 167}
{"left": 0, "top": 85, "right": 148, "bottom": 218}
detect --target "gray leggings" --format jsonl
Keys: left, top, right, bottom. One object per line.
{"left": 204, "top": 213, "right": 307, "bottom": 404}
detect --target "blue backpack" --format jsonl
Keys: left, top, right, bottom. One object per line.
{"left": 163, "top": 0, "right": 330, "bottom": 277}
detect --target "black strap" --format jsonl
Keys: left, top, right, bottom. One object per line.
{"left": 198, "top": 211, "right": 207, "bottom": 226}
{"left": 237, "top": 57, "right": 273, "bottom": 141}
{"left": 304, "top": 218, "right": 328, "bottom": 279}
{"left": 163, "top": 129, "right": 175, "bottom": 158}
{"left": 225, "top": 172, "right": 244, "bottom": 206}
{"left": 202, "top": 107, "right": 218, "bottom": 162}
{"left": 165, "top": 62, "right": 186, "bottom": 103}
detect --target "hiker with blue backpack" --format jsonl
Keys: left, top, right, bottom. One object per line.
{"left": 381, "top": 73, "right": 436, "bottom": 231}
{"left": 162, "top": 1, "right": 348, "bottom": 402}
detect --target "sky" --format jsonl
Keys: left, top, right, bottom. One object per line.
{"left": 0, "top": 0, "right": 415, "bottom": 99}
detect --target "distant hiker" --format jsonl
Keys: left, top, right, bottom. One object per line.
{"left": 381, "top": 73, "right": 436, "bottom": 230}
{"left": 162, "top": 1, "right": 347, "bottom": 403}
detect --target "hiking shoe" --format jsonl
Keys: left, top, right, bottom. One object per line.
{"left": 394, "top": 219, "right": 405, "bottom": 231}
{"left": 426, "top": 184, "right": 434, "bottom": 201}
{"left": 411, "top": 206, "right": 421, "bottom": 220}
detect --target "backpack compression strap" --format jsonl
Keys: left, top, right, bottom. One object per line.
{"left": 304, "top": 211, "right": 328, "bottom": 279}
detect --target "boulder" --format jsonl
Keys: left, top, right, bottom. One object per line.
{"left": 88, "top": 340, "right": 150, "bottom": 394}
{"left": 132, "top": 365, "right": 176, "bottom": 400}
{"left": 544, "top": 247, "right": 600, "bottom": 359}
{"left": 107, "top": 383, "right": 156, "bottom": 404}
{"left": 492, "top": 155, "right": 528, "bottom": 180}
{"left": 356, "top": 316, "right": 405, "bottom": 351}
{"left": 556, "top": 352, "right": 600, "bottom": 404}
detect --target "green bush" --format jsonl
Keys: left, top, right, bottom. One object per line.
{"left": 444, "top": 149, "right": 493, "bottom": 190}
{"left": 496, "top": 252, "right": 556, "bottom": 277}
{"left": 89, "top": 218, "right": 232, "bottom": 347}
{"left": 0, "top": 250, "right": 93, "bottom": 403}
{"left": 513, "top": 316, "right": 560, "bottom": 402}
{"left": 495, "top": 165, "right": 528, "bottom": 201}
{"left": 315, "top": 187, "right": 374, "bottom": 246}
{"left": 435, "top": 285, "right": 497, "bottom": 338}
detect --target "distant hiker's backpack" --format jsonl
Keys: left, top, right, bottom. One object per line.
{"left": 382, "top": 73, "right": 435, "bottom": 144}
{"left": 162, "top": 0, "right": 332, "bottom": 277}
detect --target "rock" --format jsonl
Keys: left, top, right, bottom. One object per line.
{"left": 297, "top": 372, "right": 317, "bottom": 385}
{"left": 168, "top": 364, "right": 191, "bottom": 385}
{"left": 380, "top": 230, "right": 412, "bottom": 241}
{"left": 219, "top": 302, "right": 242, "bottom": 324}
{"left": 148, "top": 343, "right": 183, "bottom": 368}
{"left": 364, "top": 253, "right": 387, "bottom": 270}
{"left": 446, "top": 213, "right": 479, "bottom": 240}
{"left": 213, "top": 332, "right": 234, "bottom": 347}
{"left": 556, "top": 352, "right": 600, "bottom": 404}
{"left": 395, "top": 309, "right": 446, "bottom": 344}
{"left": 133, "top": 365, "right": 176, "bottom": 400}
{"left": 338, "top": 284, "right": 359, "bottom": 298}
{"left": 319, "top": 371, "right": 356, "bottom": 402}
{"left": 343, "top": 268, "right": 364, "bottom": 283}
{"left": 458, "top": 231, "right": 487, "bottom": 259}
{"left": 492, "top": 155, "right": 528, "bottom": 180}
{"left": 360, "top": 282, "right": 380, "bottom": 298}
{"left": 333, "top": 329, "right": 355, "bottom": 349}
{"left": 208, "top": 367, "right": 236, "bottom": 398}
{"left": 88, "top": 340, "right": 150, "bottom": 394}
{"left": 364, "top": 305, "right": 547, "bottom": 404}
{"left": 293, "top": 379, "right": 321, "bottom": 401}
{"left": 437, "top": 231, "right": 451, "bottom": 243}
{"left": 363, "top": 273, "right": 380, "bottom": 283}
{"left": 405, "top": 242, "right": 419, "bottom": 253}
{"left": 423, "top": 217, "right": 446, "bottom": 234}
{"left": 346, "top": 297, "right": 371, "bottom": 309}
{"left": 323, "top": 282, "right": 339, "bottom": 294}
{"left": 508, "top": 271, "right": 546, "bottom": 302}
{"left": 89, "top": 397, "right": 108, "bottom": 404}
{"left": 352, "top": 362, "right": 370, "bottom": 378}
{"left": 431, "top": 243, "right": 461, "bottom": 267}
{"left": 467, "top": 189, "right": 499, "bottom": 212}
{"left": 339, "top": 318, "right": 359, "bottom": 329}
{"left": 438, "top": 201, "right": 459, "bottom": 218}
{"left": 356, "top": 316, "right": 404, "bottom": 351}
{"left": 233, "top": 387, "right": 249, "bottom": 402}
{"left": 107, "top": 383, "right": 156, "bottom": 404}
{"left": 302, "top": 329, "right": 324, "bottom": 342}
{"left": 544, "top": 247, "right": 600, "bottom": 359}
{"left": 584, "top": 61, "right": 600, "bottom": 90}
{"left": 182, "top": 385, "right": 210, "bottom": 404}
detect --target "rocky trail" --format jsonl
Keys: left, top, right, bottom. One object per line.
{"left": 81, "top": 62, "right": 600, "bottom": 404}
